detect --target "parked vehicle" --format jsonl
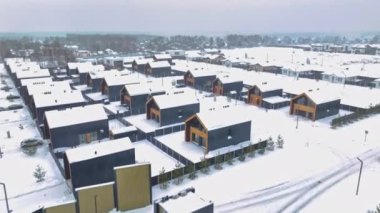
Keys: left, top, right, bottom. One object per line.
{"left": 7, "top": 104, "right": 23, "bottom": 110}
{"left": 20, "top": 138, "right": 44, "bottom": 148}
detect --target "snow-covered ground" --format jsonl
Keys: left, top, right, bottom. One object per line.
{"left": 0, "top": 65, "right": 73, "bottom": 213}
{"left": 134, "top": 140, "right": 183, "bottom": 176}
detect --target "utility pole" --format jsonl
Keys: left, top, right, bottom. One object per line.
{"left": 0, "top": 183, "right": 11, "bottom": 213}
{"left": 364, "top": 130, "right": 368, "bottom": 142}
{"left": 356, "top": 157, "right": 363, "bottom": 196}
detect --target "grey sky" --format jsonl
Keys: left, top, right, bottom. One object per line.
{"left": 0, "top": 0, "right": 379, "bottom": 34}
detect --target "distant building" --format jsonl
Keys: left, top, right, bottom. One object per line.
{"left": 247, "top": 83, "right": 283, "bottom": 107}
{"left": 132, "top": 59, "right": 154, "bottom": 73}
{"left": 145, "top": 61, "right": 172, "bottom": 77}
{"left": 101, "top": 75, "right": 140, "bottom": 101}
{"left": 212, "top": 76, "right": 243, "bottom": 96}
{"left": 153, "top": 54, "right": 173, "bottom": 64}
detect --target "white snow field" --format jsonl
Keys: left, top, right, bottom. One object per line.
{"left": 0, "top": 64, "right": 73, "bottom": 213}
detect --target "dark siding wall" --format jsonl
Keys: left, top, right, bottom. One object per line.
{"left": 160, "top": 103, "right": 200, "bottom": 126}
{"left": 262, "top": 89, "right": 282, "bottom": 98}
{"left": 194, "top": 203, "right": 214, "bottom": 213}
{"left": 262, "top": 100, "right": 290, "bottom": 109}
{"left": 131, "top": 94, "right": 149, "bottom": 115}
{"left": 151, "top": 67, "right": 172, "bottom": 77}
{"left": 207, "top": 122, "right": 251, "bottom": 152}
{"left": 79, "top": 73, "right": 87, "bottom": 84}
{"left": 108, "top": 85, "right": 125, "bottom": 102}
{"left": 316, "top": 100, "right": 341, "bottom": 120}
{"left": 91, "top": 78, "right": 103, "bottom": 92}
{"left": 222, "top": 82, "right": 243, "bottom": 95}
{"left": 195, "top": 76, "right": 216, "bottom": 91}
{"left": 49, "top": 119, "right": 109, "bottom": 149}
{"left": 70, "top": 148, "right": 135, "bottom": 189}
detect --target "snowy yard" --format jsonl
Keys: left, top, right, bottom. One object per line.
{"left": 134, "top": 140, "right": 183, "bottom": 176}
{"left": 0, "top": 65, "right": 73, "bottom": 213}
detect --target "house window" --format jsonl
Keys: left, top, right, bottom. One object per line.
{"left": 227, "top": 129, "right": 232, "bottom": 140}
{"left": 178, "top": 110, "right": 183, "bottom": 118}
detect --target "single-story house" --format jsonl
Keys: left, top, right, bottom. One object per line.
{"left": 185, "top": 107, "right": 251, "bottom": 153}
{"left": 247, "top": 83, "right": 283, "bottom": 107}
{"left": 120, "top": 83, "right": 166, "bottom": 115}
{"left": 44, "top": 104, "right": 109, "bottom": 149}
{"left": 289, "top": 91, "right": 341, "bottom": 121}
{"left": 184, "top": 70, "right": 216, "bottom": 91}
{"left": 146, "top": 93, "right": 200, "bottom": 127}
{"left": 63, "top": 138, "right": 135, "bottom": 189}
{"left": 212, "top": 76, "right": 243, "bottom": 96}
{"left": 32, "top": 90, "right": 86, "bottom": 125}
{"left": 144, "top": 61, "right": 172, "bottom": 77}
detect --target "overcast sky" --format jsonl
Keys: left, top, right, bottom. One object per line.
{"left": 0, "top": 0, "right": 379, "bottom": 35}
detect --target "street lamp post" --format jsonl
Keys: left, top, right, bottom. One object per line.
{"left": 356, "top": 158, "right": 363, "bottom": 196}
{"left": 364, "top": 130, "right": 368, "bottom": 142}
{"left": 0, "top": 183, "right": 11, "bottom": 213}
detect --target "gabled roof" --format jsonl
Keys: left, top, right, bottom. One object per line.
{"left": 154, "top": 54, "right": 172, "bottom": 60}
{"left": 187, "top": 69, "right": 217, "bottom": 78}
{"left": 45, "top": 104, "right": 107, "bottom": 129}
{"left": 150, "top": 92, "right": 199, "bottom": 110}
{"left": 77, "top": 63, "right": 105, "bottom": 74}
{"left": 124, "top": 83, "right": 165, "bottom": 96}
{"left": 215, "top": 75, "right": 243, "bottom": 84}
{"left": 65, "top": 138, "right": 133, "bottom": 163}
{"left": 33, "top": 90, "right": 85, "bottom": 108}
{"left": 134, "top": 58, "right": 154, "bottom": 65}
{"left": 191, "top": 107, "right": 251, "bottom": 131}
{"left": 16, "top": 68, "right": 51, "bottom": 79}
{"left": 147, "top": 61, "right": 171, "bottom": 69}
{"left": 294, "top": 90, "right": 340, "bottom": 105}
{"left": 88, "top": 69, "right": 120, "bottom": 80}
{"left": 249, "top": 83, "right": 282, "bottom": 93}
{"left": 104, "top": 75, "right": 140, "bottom": 87}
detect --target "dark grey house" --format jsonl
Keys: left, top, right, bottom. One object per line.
{"left": 247, "top": 84, "right": 283, "bottom": 107}
{"left": 184, "top": 70, "right": 216, "bottom": 91}
{"left": 120, "top": 83, "right": 166, "bottom": 115}
{"left": 185, "top": 108, "right": 251, "bottom": 153}
{"left": 20, "top": 77, "right": 53, "bottom": 102}
{"left": 212, "top": 76, "right": 243, "bottom": 96}
{"left": 86, "top": 70, "right": 121, "bottom": 92}
{"left": 146, "top": 93, "right": 200, "bottom": 127}
{"left": 290, "top": 91, "right": 341, "bottom": 121}
{"left": 132, "top": 59, "right": 154, "bottom": 73}
{"left": 153, "top": 53, "right": 173, "bottom": 64}
{"left": 101, "top": 75, "right": 140, "bottom": 102}
{"left": 44, "top": 104, "right": 109, "bottom": 149}
{"left": 31, "top": 90, "right": 86, "bottom": 125}
{"left": 63, "top": 138, "right": 135, "bottom": 190}
{"left": 144, "top": 61, "right": 172, "bottom": 77}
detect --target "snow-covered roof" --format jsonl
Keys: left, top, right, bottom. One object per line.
{"left": 110, "top": 126, "right": 138, "bottom": 135}
{"left": 148, "top": 61, "right": 171, "bottom": 69}
{"left": 9, "top": 61, "right": 40, "bottom": 74}
{"left": 250, "top": 82, "right": 282, "bottom": 92}
{"left": 194, "top": 107, "right": 251, "bottom": 131}
{"left": 88, "top": 69, "right": 121, "bottom": 80}
{"left": 216, "top": 75, "right": 243, "bottom": 84}
{"left": 33, "top": 90, "right": 85, "bottom": 108}
{"left": 124, "top": 82, "right": 166, "bottom": 96}
{"left": 20, "top": 77, "right": 53, "bottom": 87}
{"left": 16, "top": 68, "right": 50, "bottom": 79}
{"left": 104, "top": 75, "right": 140, "bottom": 86}
{"left": 262, "top": 96, "right": 290, "bottom": 104}
{"left": 75, "top": 181, "right": 115, "bottom": 192}
{"left": 187, "top": 69, "right": 217, "bottom": 78}
{"left": 134, "top": 58, "right": 154, "bottom": 65}
{"left": 151, "top": 92, "right": 199, "bottom": 110}
{"left": 154, "top": 54, "right": 172, "bottom": 60}
{"left": 45, "top": 104, "right": 107, "bottom": 129}
{"left": 65, "top": 138, "right": 133, "bottom": 164}
{"left": 27, "top": 81, "right": 72, "bottom": 97}
{"left": 159, "top": 192, "right": 212, "bottom": 213}
{"left": 77, "top": 63, "right": 105, "bottom": 74}
{"left": 302, "top": 90, "right": 340, "bottom": 104}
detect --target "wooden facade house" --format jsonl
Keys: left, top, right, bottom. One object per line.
{"left": 146, "top": 93, "right": 200, "bottom": 127}
{"left": 289, "top": 91, "right": 341, "bottom": 121}
{"left": 247, "top": 83, "right": 283, "bottom": 106}
{"left": 212, "top": 76, "right": 243, "bottom": 96}
{"left": 144, "top": 61, "right": 172, "bottom": 77}
{"left": 44, "top": 104, "right": 109, "bottom": 149}
{"left": 185, "top": 108, "right": 251, "bottom": 153}
{"left": 120, "top": 83, "right": 166, "bottom": 115}
{"left": 184, "top": 70, "right": 216, "bottom": 91}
